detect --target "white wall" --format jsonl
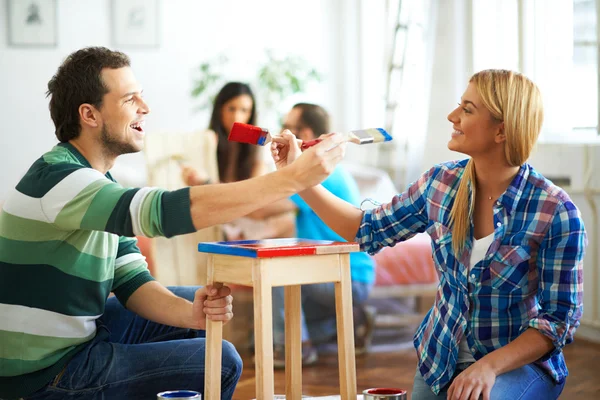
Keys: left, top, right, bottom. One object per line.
{"left": 0, "top": 0, "right": 354, "bottom": 196}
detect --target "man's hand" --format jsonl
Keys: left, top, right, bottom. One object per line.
{"left": 190, "top": 285, "right": 233, "bottom": 329}
{"left": 271, "top": 130, "right": 344, "bottom": 169}
{"left": 272, "top": 131, "right": 346, "bottom": 190}
{"left": 447, "top": 360, "right": 496, "bottom": 400}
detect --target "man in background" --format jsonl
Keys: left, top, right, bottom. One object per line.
{"left": 249, "top": 103, "right": 376, "bottom": 367}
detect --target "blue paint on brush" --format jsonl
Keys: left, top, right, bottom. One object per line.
{"left": 376, "top": 128, "right": 392, "bottom": 142}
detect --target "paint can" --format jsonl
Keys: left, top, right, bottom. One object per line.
{"left": 362, "top": 387, "right": 407, "bottom": 399}
{"left": 156, "top": 390, "right": 201, "bottom": 399}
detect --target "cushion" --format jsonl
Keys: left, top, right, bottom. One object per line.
{"left": 372, "top": 233, "right": 438, "bottom": 285}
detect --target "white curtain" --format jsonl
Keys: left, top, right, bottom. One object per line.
{"left": 343, "top": 0, "right": 438, "bottom": 189}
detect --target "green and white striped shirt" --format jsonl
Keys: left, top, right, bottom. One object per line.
{"left": 0, "top": 143, "right": 196, "bottom": 398}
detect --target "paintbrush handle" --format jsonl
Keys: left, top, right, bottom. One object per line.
{"left": 300, "top": 128, "right": 391, "bottom": 150}
{"left": 300, "top": 133, "right": 352, "bottom": 150}
{"left": 300, "top": 138, "right": 323, "bottom": 150}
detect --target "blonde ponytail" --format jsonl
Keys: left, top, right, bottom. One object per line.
{"left": 449, "top": 159, "right": 476, "bottom": 255}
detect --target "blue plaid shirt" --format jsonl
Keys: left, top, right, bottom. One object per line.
{"left": 356, "top": 159, "right": 586, "bottom": 394}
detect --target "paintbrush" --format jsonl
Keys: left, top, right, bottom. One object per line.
{"left": 228, "top": 122, "right": 392, "bottom": 150}
{"left": 228, "top": 123, "right": 272, "bottom": 146}
{"left": 299, "top": 128, "right": 392, "bottom": 150}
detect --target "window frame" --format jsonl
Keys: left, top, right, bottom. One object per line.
{"left": 573, "top": 0, "right": 600, "bottom": 135}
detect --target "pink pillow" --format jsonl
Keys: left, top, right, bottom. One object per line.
{"left": 373, "top": 233, "right": 438, "bottom": 285}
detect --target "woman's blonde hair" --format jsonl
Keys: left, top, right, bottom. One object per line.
{"left": 449, "top": 69, "right": 543, "bottom": 254}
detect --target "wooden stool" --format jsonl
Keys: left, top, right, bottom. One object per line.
{"left": 197, "top": 238, "right": 359, "bottom": 400}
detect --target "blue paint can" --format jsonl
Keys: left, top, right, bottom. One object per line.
{"left": 156, "top": 390, "right": 201, "bottom": 399}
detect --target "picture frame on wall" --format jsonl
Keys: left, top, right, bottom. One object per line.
{"left": 112, "top": 0, "right": 160, "bottom": 48}
{"left": 7, "top": 0, "right": 57, "bottom": 47}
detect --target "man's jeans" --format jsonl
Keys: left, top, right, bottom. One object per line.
{"left": 411, "top": 362, "right": 565, "bottom": 400}
{"left": 26, "top": 287, "right": 242, "bottom": 400}
{"left": 272, "top": 281, "right": 372, "bottom": 345}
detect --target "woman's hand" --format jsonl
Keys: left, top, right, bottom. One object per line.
{"left": 279, "top": 133, "right": 346, "bottom": 189}
{"left": 271, "top": 129, "right": 303, "bottom": 169}
{"left": 271, "top": 130, "right": 345, "bottom": 175}
{"left": 447, "top": 360, "right": 496, "bottom": 400}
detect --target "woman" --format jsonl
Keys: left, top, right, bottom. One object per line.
{"left": 182, "top": 81, "right": 266, "bottom": 185}
{"left": 271, "top": 69, "right": 586, "bottom": 400}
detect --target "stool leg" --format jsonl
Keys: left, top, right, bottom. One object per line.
{"left": 205, "top": 316, "right": 223, "bottom": 399}
{"left": 205, "top": 257, "right": 223, "bottom": 400}
{"left": 253, "top": 264, "right": 275, "bottom": 399}
{"left": 285, "top": 285, "right": 302, "bottom": 400}
{"left": 335, "top": 254, "right": 357, "bottom": 400}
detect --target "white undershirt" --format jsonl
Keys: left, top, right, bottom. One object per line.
{"left": 457, "top": 232, "right": 494, "bottom": 363}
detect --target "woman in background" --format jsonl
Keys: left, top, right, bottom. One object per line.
{"left": 182, "top": 81, "right": 266, "bottom": 185}
{"left": 182, "top": 81, "right": 292, "bottom": 240}
{"left": 182, "top": 82, "right": 266, "bottom": 186}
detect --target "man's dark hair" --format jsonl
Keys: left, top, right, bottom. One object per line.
{"left": 292, "top": 103, "right": 330, "bottom": 137}
{"left": 46, "top": 47, "right": 131, "bottom": 142}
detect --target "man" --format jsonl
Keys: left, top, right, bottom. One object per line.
{"left": 249, "top": 103, "right": 376, "bottom": 367}
{"left": 0, "top": 47, "right": 345, "bottom": 400}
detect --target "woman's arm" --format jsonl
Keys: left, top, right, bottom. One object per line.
{"left": 448, "top": 200, "right": 587, "bottom": 400}
{"left": 298, "top": 185, "right": 364, "bottom": 241}
{"left": 528, "top": 201, "right": 586, "bottom": 350}
{"left": 447, "top": 329, "right": 554, "bottom": 400}
{"left": 480, "top": 328, "right": 554, "bottom": 374}
{"left": 271, "top": 131, "right": 432, "bottom": 248}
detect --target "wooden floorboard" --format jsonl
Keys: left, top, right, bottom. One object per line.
{"left": 232, "top": 338, "right": 600, "bottom": 399}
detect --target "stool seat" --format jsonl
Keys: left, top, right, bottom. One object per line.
{"left": 198, "top": 239, "right": 359, "bottom": 400}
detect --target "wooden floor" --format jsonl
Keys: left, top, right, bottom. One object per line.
{"left": 232, "top": 338, "right": 600, "bottom": 399}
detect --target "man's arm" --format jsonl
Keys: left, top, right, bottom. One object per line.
{"left": 188, "top": 137, "right": 345, "bottom": 231}
{"left": 245, "top": 199, "right": 297, "bottom": 220}
{"left": 125, "top": 281, "right": 233, "bottom": 330}
{"left": 44, "top": 134, "right": 344, "bottom": 239}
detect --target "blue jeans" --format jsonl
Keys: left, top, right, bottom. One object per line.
{"left": 272, "top": 281, "right": 372, "bottom": 345}
{"left": 25, "top": 287, "right": 243, "bottom": 400}
{"left": 411, "top": 362, "right": 565, "bottom": 400}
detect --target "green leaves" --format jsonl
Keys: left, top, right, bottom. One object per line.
{"left": 257, "top": 50, "right": 322, "bottom": 109}
{"left": 190, "top": 57, "right": 229, "bottom": 110}
{"left": 190, "top": 50, "right": 322, "bottom": 113}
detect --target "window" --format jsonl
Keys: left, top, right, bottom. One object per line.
{"left": 472, "top": 0, "right": 600, "bottom": 141}
{"left": 573, "top": 0, "right": 598, "bottom": 132}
